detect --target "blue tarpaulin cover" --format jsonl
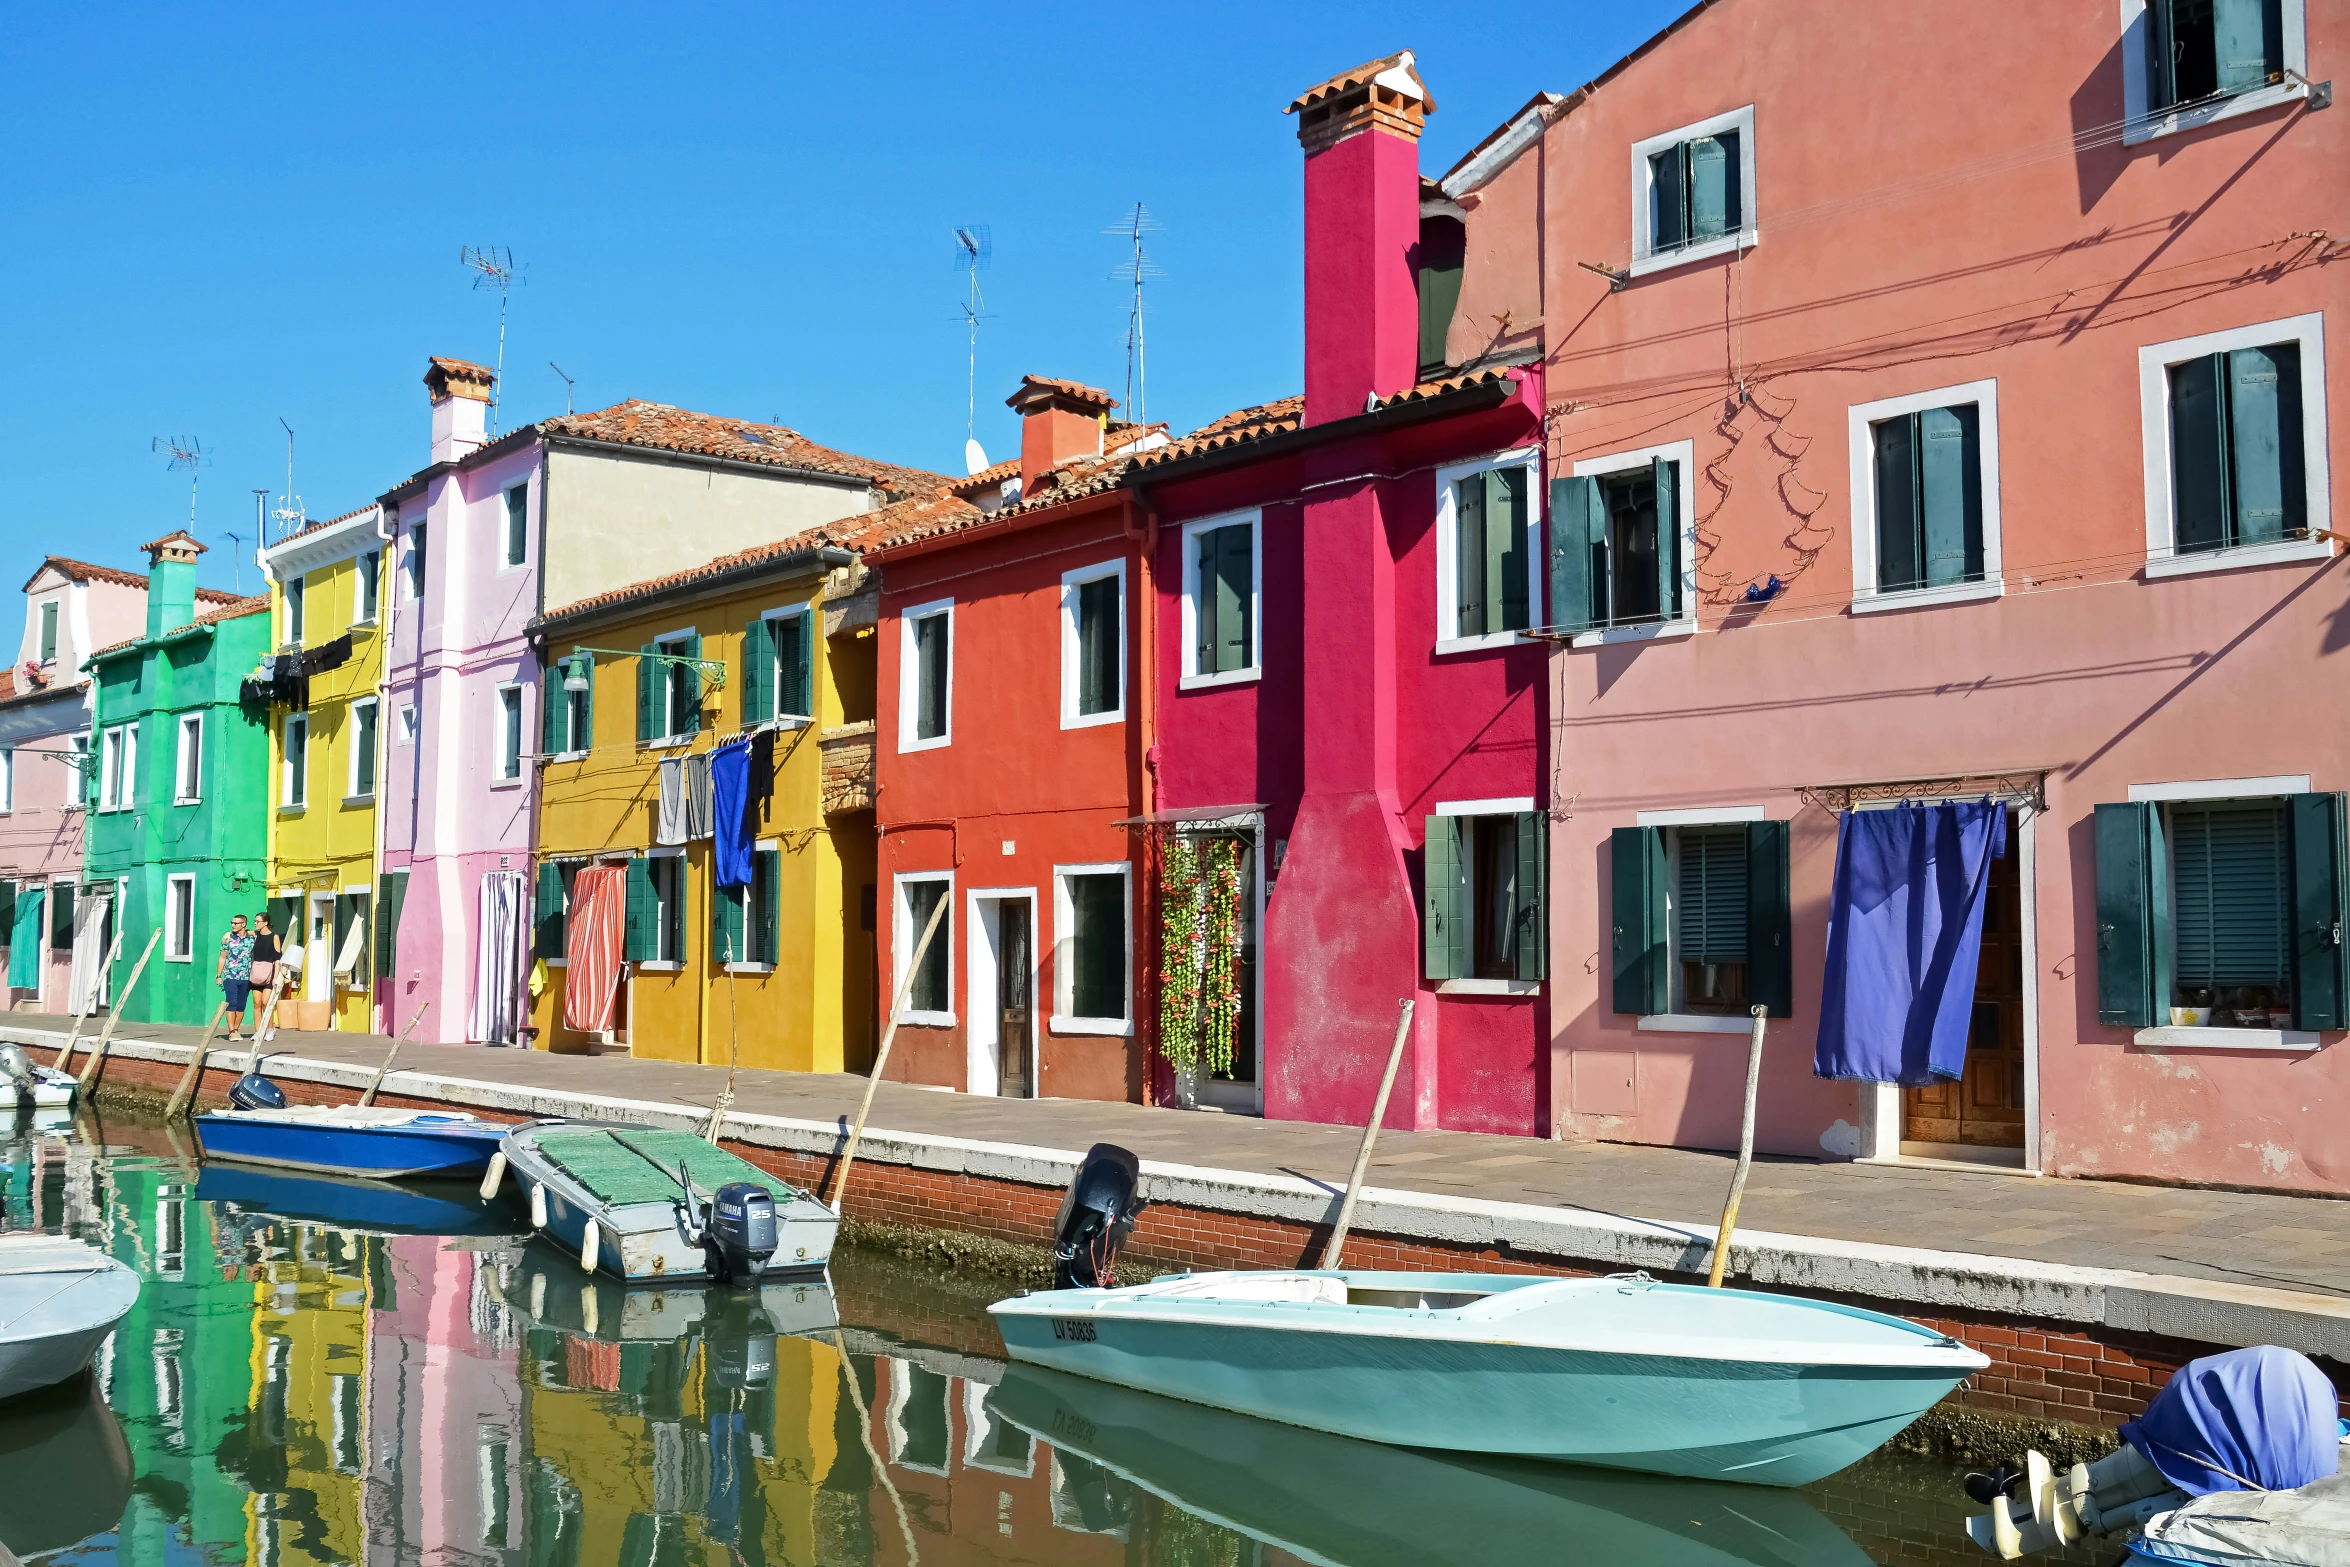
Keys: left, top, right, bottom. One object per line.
{"left": 2122, "top": 1345, "right": 2343, "bottom": 1497}
{"left": 711, "top": 740, "right": 753, "bottom": 888}
{"left": 1813, "top": 800, "right": 2007, "bottom": 1086}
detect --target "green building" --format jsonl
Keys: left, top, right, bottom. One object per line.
{"left": 84, "top": 531, "right": 271, "bottom": 1025}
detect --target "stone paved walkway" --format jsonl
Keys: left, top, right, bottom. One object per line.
{"left": 13, "top": 1012, "right": 2347, "bottom": 1297}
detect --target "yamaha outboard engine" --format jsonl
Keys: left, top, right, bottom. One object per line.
{"left": 227, "top": 1069, "right": 287, "bottom": 1111}
{"left": 0, "top": 1044, "right": 32, "bottom": 1112}
{"left": 702, "top": 1181, "right": 779, "bottom": 1286}
{"left": 1053, "top": 1143, "right": 1146, "bottom": 1290}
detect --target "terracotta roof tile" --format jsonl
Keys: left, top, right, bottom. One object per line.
{"left": 1285, "top": 50, "right": 1434, "bottom": 116}
{"left": 1005, "top": 375, "right": 1118, "bottom": 412}
{"left": 541, "top": 400, "right": 953, "bottom": 496}
{"left": 1129, "top": 396, "right": 1306, "bottom": 469}
{"left": 85, "top": 592, "right": 266, "bottom": 662}
{"left": 0, "top": 672, "right": 84, "bottom": 710}
{"left": 137, "top": 528, "right": 206, "bottom": 556}
{"left": 951, "top": 457, "right": 1021, "bottom": 495}
{"left": 21, "top": 554, "right": 241, "bottom": 602}
{"left": 428, "top": 356, "right": 496, "bottom": 381}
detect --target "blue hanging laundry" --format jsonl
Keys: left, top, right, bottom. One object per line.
{"left": 2122, "top": 1345, "right": 2343, "bottom": 1496}
{"left": 1814, "top": 799, "right": 2007, "bottom": 1086}
{"left": 711, "top": 740, "right": 754, "bottom": 888}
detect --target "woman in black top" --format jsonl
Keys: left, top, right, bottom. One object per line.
{"left": 249, "top": 914, "right": 284, "bottom": 1036}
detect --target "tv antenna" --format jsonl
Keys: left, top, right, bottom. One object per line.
{"left": 460, "top": 245, "right": 525, "bottom": 433}
{"left": 272, "top": 418, "right": 306, "bottom": 540}
{"left": 1107, "top": 204, "right": 1165, "bottom": 427}
{"left": 219, "top": 528, "right": 246, "bottom": 593}
{"left": 951, "top": 225, "right": 993, "bottom": 475}
{"left": 151, "top": 435, "right": 209, "bottom": 528}
{"left": 549, "top": 361, "right": 574, "bottom": 415}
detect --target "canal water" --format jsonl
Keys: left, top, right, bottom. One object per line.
{"left": 0, "top": 1111, "right": 2104, "bottom": 1567}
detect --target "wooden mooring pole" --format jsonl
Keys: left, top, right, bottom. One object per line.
{"left": 825, "top": 888, "right": 949, "bottom": 1215}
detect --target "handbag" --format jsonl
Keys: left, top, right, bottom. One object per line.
{"left": 249, "top": 960, "right": 275, "bottom": 986}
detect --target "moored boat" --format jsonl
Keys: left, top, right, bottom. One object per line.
{"left": 193, "top": 1162, "right": 525, "bottom": 1238}
{"left": 0, "top": 1235, "right": 140, "bottom": 1404}
{"left": 193, "top": 1105, "right": 510, "bottom": 1179}
{"left": 0, "top": 1371, "right": 133, "bottom": 1555}
{"left": 0, "top": 1045, "right": 76, "bottom": 1121}
{"left": 990, "top": 1268, "right": 1986, "bottom": 1487}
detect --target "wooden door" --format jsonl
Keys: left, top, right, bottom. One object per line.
{"left": 997, "top": 902, "right": 1031, "bottom": 1099}
{"left": 1904, "top": 810, "right": 2027, "bottom": 1146}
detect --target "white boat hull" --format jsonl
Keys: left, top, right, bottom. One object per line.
{"left": 0, "top": 1237, "right": 140, "bottom": 1404}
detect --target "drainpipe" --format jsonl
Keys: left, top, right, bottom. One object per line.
{"left": 369, "top": 504, "right": 394, "bottom": 1034}
{"left": 520, "top": 440, "right": 552, "bottom": 1052}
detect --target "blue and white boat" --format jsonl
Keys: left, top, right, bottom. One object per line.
{"left": 194, "top": 1105, "right": 510, "bottom": 1180}
{"left": 990, "top": 1269, "right": 1986, "bottom": 1487}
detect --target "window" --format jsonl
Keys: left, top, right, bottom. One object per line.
{"left": 1180, "top": 512, "right": 1258, "bottom": 686}
{"left": 495, "top": 685, "right": 523, "bottom": 780}
{"left": 543, "top": 655, "right": 591, "bottom": 757}
{"left": 175, "top": 714, "right": 202, "bottom": 804}
{"left": 283, "top": 714, "right": 307, "bottom": 807}
{"left": 37, "top": 601, "right": 57, "bottom": 664}
{"left": 48, "top": 882, "right": 74, "bottom": 951}
{"left": 397, "top": 704, "right": 417, "bottom": 746}
{"left": 635, "top": 633, "right": 701, "bottom": 744}
{"left": 1551, "top": 442, "right": 1694, "bottom": 642}
{"left": 503, "top": 485, "right": 528, "bottom": 568}
{"left": 349, "top": 698, "right": 378, "bottom": 798}
{"left": 712, "top": 849, "right": 781, "bottom": 968}
{"left": 285, "top": 576, "right": 306, "bottom": 646}
{"left": 624, "top": 853, "right": 687, "bottom": 965}
{"left": 165, "top": 875, "right": 195, "bottom": 961}
{"left": 1607, "top": 815, "right": 1794, "bottom": 1023}
{"left": 99, "top": 724, "right": 129, "bottom": 811}
{"left": 1061, "top": 561, "right": 1125, "bottom": 727}
{"left": 1054, "top": 864, "right": 1131, "bottom": 1032}
{"left": 2097, "top": 787, "right": 2347, "bottom": 1034}
{"left": 742, "top": 609, "right": 813, "bottom": 726}
{"left": 895, "top": 873, "right": 952, "bottom": 1023}
{"left": 899, "top": 600, "right": 952, "bottom": 751}
{"left": 1424, "top": 806, "right": 1548, "bottom": 988}
{"left": 355, "top": 550, "right": 381, "bottom": 624}
{"left": 2125, "top": 0, "right": 2313, "bottom": 139}
{"left": 1437, "top": 452, "right": 1541, "bottom": 649}
{"left": 405, "top": 524, "right": 427, "bottom": 601}
{"left": 1630, "top": 106, "right": 1757, "bottom": 276}
{"left": 0, "top": 748, "right": 11, "bottom": 813}
{"left": 1849, "top": 380, "right": 2003, "bottom": 609}
{"left": 2141, "top": 314, "right": 2329, "bottom": 576}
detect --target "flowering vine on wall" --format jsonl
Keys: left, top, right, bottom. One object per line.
{"left": 1157, "top": 835, "right": 1244, "bottom": 1079}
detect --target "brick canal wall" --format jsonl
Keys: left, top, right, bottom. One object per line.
{"left": 77, "top": 1044, "right": 2274, "bottom": 1429}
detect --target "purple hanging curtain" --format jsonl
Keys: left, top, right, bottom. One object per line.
{"left": 1813, "top": 799, "right": 2008, "bottom": 1086}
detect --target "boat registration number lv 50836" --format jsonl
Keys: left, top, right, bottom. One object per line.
{"left": 1051, "top": 1318, "right": 1097, "bottom": 1342}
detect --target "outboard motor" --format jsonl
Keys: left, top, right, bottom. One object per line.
{"left": 227, "top": 1070, "right": 287, "bottom": 1111}
{"left": 0, "top": 1044, "right": 32, "bottom": 1112}
{"left": 702, "top": 1181, "right": 779, "bottom": 1286}
{"left": 1053, "top": 1143, "right": 1146, "bottom": 1290}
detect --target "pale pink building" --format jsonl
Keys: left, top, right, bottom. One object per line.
{"left": 1438, "top": 0, "right": 2347, "bottom": 1190}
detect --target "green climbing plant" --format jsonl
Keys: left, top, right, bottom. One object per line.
{"left": 1158, "top": 835, "right": 1244, "bottom": 1079}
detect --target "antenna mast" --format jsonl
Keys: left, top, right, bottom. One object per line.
{"left": 151, "top": 435, "right": 209, "bottom": 529}
{"left": 461, "top": 245, "right": 525, "bottom": 434}
{"left": 951, "top": 225, "right": 992, "bottom": 474}
{"left": 272, "top": 419, "right": 306, "bottom": 541}
{"left": 549, "top": 361, "right": 574, "bottom": 416}
{"left": 1108, "top": 203, "right": 1164, "bottom": 427}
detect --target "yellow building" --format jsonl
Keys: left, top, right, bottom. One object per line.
{"left": 259, "top": 506, "right": 388, "bottom": 1033}
{"left": 528, "top": 523, "right": 903, "bottom": 1069}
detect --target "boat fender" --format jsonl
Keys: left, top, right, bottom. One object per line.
{"left": 478, "top": 1150, "right": 508, "bottom": 1202}
{"left": 580, "top": 1281, "right": 599, "bottom": 1337}
{"left": 529, "top": 1182, "right": 547, "bottom": 1230}
{"left": 529, "top": 1270, "right": 547, "bottom": 1320}
{"left": 580, "top": 1221, "right": 601, "bottom": 1274}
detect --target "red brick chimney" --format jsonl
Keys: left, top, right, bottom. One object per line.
{"left": 424, "top": 356, "right": 497, "bottom": 465}
{"left": 1007, "top": 376, "right": 1117, "bottom": 492}
{"left": 1286, "top": 51, "right": 1432, "bottom": 427}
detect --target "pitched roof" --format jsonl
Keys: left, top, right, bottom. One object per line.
{"left": 86, "top": 593, "right": 269, "bottom": 662}
{"left": 137, "top": 528, "right": 206, "bottom": 556}
{"left": 265, "top": 504, "right": 378, "bottom": 549}
{"left": 21, "top": 554, "right": 240, "bottom": 603}
{"left": 427, "top": 355, "right": 497, "bottom": 381}
{"left": 1285, "top": 50, "right": 1434, "bottom": 116}
{"left": 951, "top": 457, "right": 1021, "bottom": 495}
{"left": 1006, "top": 375, "right": 1118, "bottom": 413}
{"left": 1128, "top": 397, "right": 1306, "bottom": 469}
{"left": 540, "top": 400, "right": 953, "bottom": 496}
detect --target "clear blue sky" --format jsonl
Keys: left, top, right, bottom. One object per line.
{"left": 0, "top": 2, "right": 1683, "bottom": 600}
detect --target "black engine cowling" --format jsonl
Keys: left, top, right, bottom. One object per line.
{"left": 1053, "top": 1143, "right": 1147, "bottom": 1290}
{"left": 228, "top": 1071, "right": 287, "bottom": 1111}
{"left": 703, "top": 1181, "right": 778, "bottom": 1286}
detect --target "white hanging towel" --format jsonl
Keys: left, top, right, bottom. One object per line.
{"left": 468, "top": 871, "right": 525, "bottom": 1044}
{"left": 656, "top": 757, "right": 690, "bottom": 845}
{"left": 332, "top": 908, "right": 368, "bottom": 982}
{"left": 66, "top": 894, "right": 108, "bottom": 1017}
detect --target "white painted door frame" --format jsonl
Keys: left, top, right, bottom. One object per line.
{"left": 306, "top": 891, "right": 336, "bottom": 1004}
{"left": 965, "top": 887, "right": 1037, "bottom": 1097}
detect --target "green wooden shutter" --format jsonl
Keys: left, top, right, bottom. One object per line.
{"left": 1652, "top": 456, "right": 1680, "bottom": 622}
{"left": 742, "top": 617, "right": 773, "bottom": 726}
{"left": 1194, "top": 529, "right": 1221, "bottom": 673}
{"left": 790, "top": 610, "right": 816, "bottom": 719}
{"left": 636, "top": 645, "right": 656, "bottom": 744}
{"left": 1918, "top": 404, "right": 1982, "bottom": 587}
{"left": 1422, "top": 815, "right": 1465, "bottom": 981}
{"left": 1077, "top": 576, "right": 1118, "bottom": 714}
{"left": 681, "top": 634, "right": 703, "bottom": 736}
{"left": 1214, "top": 524, "right": 1253, "bottom": 672}
{"left": 374, "top": 874, "right": 395, "bottom": 978}
{"left": 2171, "top": 799, "right": 2289, "bottom": 993}
{"left": 1689, "top": 134, "right": 1731, "bottom": 240}
{"left": 1454, "top": 476, "right": 1488, "bottom": 636}
{"left": 2094, "top": 802, "right": 2169, "bottom": 1027}
{"left": 2169, "top": 357, "right": 2230, "bottom": 554}
{"left": 535, "top": 861, "right": 566, "bottom": 960}
{"left": 541, "top": 667, "right": 563, "bottom": 755}
{"left": 1512, "top": 810, "right": 1547, "bottom": 982}
{"left": 2213, "top": 0, "right": 2278, "bottom": 93}
{"left": 1717, "top": 129, "right": 1743, "bottom": 232}
{"left": 576, "top": 657, "right": 593, "bottom": 751}
{"left": 754, "top": 848, "right": 782, "bottom": 966}
{"left": 1675, "top": 827, "right": 1748, "bottom": 966}
{"left": 2228, "top": 343, "right": 2302, "bottom": 546}
{"left": 50, "top": 883, "right": 74, "bottom": 949}
{"left": 1746, "top": 819, "right": 1792, "bottom": 1018}
{"left": 1548, "top": 476, "right": 1600, "bottom": 635}
{"left": 624, "top": 856, "right": 657, "bottom": 962}
{"left": 713, "top": 876, "right": 744, "bottom": 966}
{"left": 2290, "top": 793, "right": 2347, "bottom": 1030}
{"left": 1490, "top": 467, "right": 1528, "bottom": 632}
{"left": 2147, "top": 0, "right": 2178, "bottom": 110}
{"left": 1874, "top": 414, "right": 1922, "bottom": 591}
{"left": 1610, "top": 826, "right": 1667, "bottom": 1015}
{"left": 9, "top": 888, "right": 41, "bottom": 988}
{"left": 1650, "top": 144, "right": 1686, "bottom": 251}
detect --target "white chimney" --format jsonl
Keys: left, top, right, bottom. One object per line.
{"left": 423, "top": 357, "right": 496, "bottom": 464}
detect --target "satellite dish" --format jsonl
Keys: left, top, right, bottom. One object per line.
{"left": 963, "top": 438, "right": 989, "bottom": 477}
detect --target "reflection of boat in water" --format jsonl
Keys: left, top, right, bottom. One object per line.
{"left": 988, "top": 1364, "right": 1877, "bottom": 1567}
{"left": 493, "top": 1240, "right": 840, "bottom": 1345}
{"left": 194, "top": 1163, "right": 526, "bottom": 1238}
{"left": 0, "top": 1371, "right": 132, "bottom": 1556}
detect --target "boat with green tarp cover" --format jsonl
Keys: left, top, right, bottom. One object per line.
{"left": 489, "top": 1122, "right": 838, "bottom": 1283}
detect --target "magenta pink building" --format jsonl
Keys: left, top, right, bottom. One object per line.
{"left": 1437, "top": 0, "right": 2347, "bottom": 1188}
{"left": 1134, "top": 54, "right": 1552, "bottom": 1136}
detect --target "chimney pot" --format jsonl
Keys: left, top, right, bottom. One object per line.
{"left": 424, "top": 356, "right": 497, "bottom": 464}
{"left": 1006, "top": 376, "right": 1118, "bottom": 492}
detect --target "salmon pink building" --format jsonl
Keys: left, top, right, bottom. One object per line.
{"left": 1438, "top": 0, "right": 2348, "bottom": 1187}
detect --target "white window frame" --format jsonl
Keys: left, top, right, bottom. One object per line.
{"left": 502, "top": 483, "right": 530, "bottom": 570}
{"left": 1431, "top": 800, "right": 1543, "bottom": 996}
{"left": 348, "top": 697, "right": 379, "bottom": 800}
{"left": 762, "top": 604, "right": 816, "bottom": 725}
{"left": 893, "top": 870, "right": 955, "bottom": 1027}
{"left": 37, "top": 600, "right": 58, "bottom": 665}
{"left": 1846, "top": 377, "right": 2005, "bottom": 613}
{"left": 285, "top": 575, "right": 306, "bottom": 646}
{"left": 1059, "top": 559, "right": 1127, "bottom": 729}
{"left": 641, "top": 847, "right": 685, "bottom": 969}
{"left": 2118, "top": 0, "right": 2311, "bottom": 146}
{"left": 64, "top": 734, "right": 87, "bottom": 811}
{"left": 1568, "top": 438, "right": 1701, "bottom": 648}
{"left": 0, "top": 747, "right": 12, "bottom": 813}
{"left": 1177, "top": 509, "right": 1262, "bottom": 689}
{"left": 282, "top": 713, "right": 308, "bottom": 809}
{"left": 2138, "top": 311, "right": 2331, "bottom": 580}
{"left": 165, "top": 874, "right": 196, "bottom": 962}
{"left": 1052, "top": 861, "right": 1134, "bottom": 1035}
{"left": 897, "top": 599, "right": 953, "bottom": 754}
{"left": 397, "top": 703, "right": 417, "bottom": 746}
{"left": 714, "top": 837, "right": 779, "bottom": 974}
{"left": 174, "top": 713, "right": 202, "bottom": 805}
{"left": 120, "top": 723, "right": 136, "bottom": 810}
{"left": 493, "top": 683, "right": 524, "bottom": 784}
{"left": 962, "top": 1382, "right": 1036, "bottom": 1477}
{"left": 355, "top": 549, "right": 381, "bottom": 626}
{"left": 99, "top": 725, "right": 124, "bottom": 812}
{"left": 1629, "top": 104, "right": 1759, "bottom": 279}
{"left": 1434, "top": 446, "right": 1545, "bottom": 654}
{"left": 651, "top": 628, "right": 698, "bottom": 745}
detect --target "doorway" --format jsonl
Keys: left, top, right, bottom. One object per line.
{"left": 1181, "top": 828, "right": 1261, "bottom": 1115}
{"left": 307, "top": 892, "right": 336, "bottom": 1005}
{"left": 967, "top": 892, "right": 1036, "bottom": 1099}
{"left": 1902, "top": 805, "right": 2027, "bottom": 1159}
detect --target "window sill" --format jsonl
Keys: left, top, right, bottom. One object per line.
{"left": 2134, "top": 1026, "right": 2325, "bottom": 1052}
{"left": 1571, "top": 619, "right": 1698, "bottom": 651}
{"left": 2144, "top": 535, "right": 2335, "bottom": 581}
{"left": 1850, "top": 578, "right": 2002, "bottom": 615}
{"left": 342, "top": 794, "right": 374, "bottom": 807}
{"left": 165, "top": 953, "right": 193, "bottom": 964}
{"left": 548, "top": 750, "right": 588, "bottom": 763}
{"left": 636, "top": 961, "right": 682, "bottom": 974}
{"left": 278, "top": 804, "right": 307, "bottom": 816}
{"left": 1179, "top": 667, "right": 1260, "bottom": 691}
{"left": 899, "top": 735, "right": 951, "bottom": 754}
{"left": 722, "top": 963, "right": 774, "bottom": 976}
{"left": 2123, "top": 81, "right": 2307, "bottom": 147}
{"left": 1051, "top": 1015, "right": 1135, "bottom": 1037}
{"left": 896, "top": 1009, "right": 956, "bottom": 1028}
{"left": 1061, "top": 709, "right": 1125, "bottom": 732}
{"left": 173, "top": 796, "right": 200, "bottom": 808}
{"left": 490, "top": 777, "right": 523, "bottom": 790}
{"left": 1638, "top": 1012, "right": 1757, "bottom": 1035}
{"left": 543, "top": 958, "right": 566, "bottom": 968}
{"left": 1628, "top": 227, "right": 1759, "bottom": 280}
{"left": 1437, "top": 978, "right": 1541, "bottom": 997}
{"left": 644, "top": 736, "right": 696, "bottom": 752}
{"left": 1435, "top": 630, "right": 1534, "bottom": 657}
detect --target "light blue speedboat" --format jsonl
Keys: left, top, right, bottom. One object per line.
{"left": 990, "top": 1269, "right": 1987, "bottom": 1487}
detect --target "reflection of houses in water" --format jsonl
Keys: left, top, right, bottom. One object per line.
{"left": 240, "top": 1220, "right": 371, "bottom": 1565}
